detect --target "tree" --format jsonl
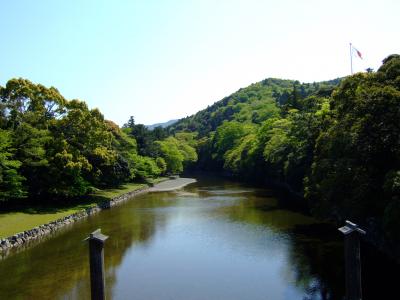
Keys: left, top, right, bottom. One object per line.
{"left": 155, "top": 136, "right": 197, "bottom": 174}
{"left": 212, "top": 121, "right": 249, "bottom": 161}
{"left": 0, "top": 129, "right": 25, "bottom": 200}
{"left": 155, "top": 157, "right": 167, "bottom": 175}
{"left": 155, "top": 137, "right": 185, "bottom": 174}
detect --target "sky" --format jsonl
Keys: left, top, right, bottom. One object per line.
{"left": 0, "top": 0, "right": 399, "bottom": 125}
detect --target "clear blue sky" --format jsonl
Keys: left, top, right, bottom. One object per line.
{"left": 0, "top": 0, "right": 398, "bottom": 125}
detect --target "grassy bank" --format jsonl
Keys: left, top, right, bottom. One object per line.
{"left": 0, "top": 179, "right": 166, "bottom": 238}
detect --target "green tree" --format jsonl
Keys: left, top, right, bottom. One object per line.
{"left": 155, "top": 137, "right": 185, "bottom": 174}
{"left": 0, "top": 129, "right": 25, "bottom": 200}
{"left": 155, "top": 157, "right": 167, "bottom": 175}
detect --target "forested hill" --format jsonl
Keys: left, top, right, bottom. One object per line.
{"left": 167, "top": 55, "right": 400, "bottom": 254}
{"left": 168, "top": 77, "right": 341, "bottom": 137}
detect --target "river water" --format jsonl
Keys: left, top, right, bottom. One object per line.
{"left": 0, "top": 176, "right": 397, "bottom": 299}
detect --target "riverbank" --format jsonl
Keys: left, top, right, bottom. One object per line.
{"left": 0, "top": 182, "right": 147, "bottom": 239}
{"left": 0, "top": 177, "right": 196, "bottom": 253}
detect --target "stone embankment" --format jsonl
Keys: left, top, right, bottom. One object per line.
{"left": 0, "top": 187, "right": 149, "bottom": 254}
{"left": 0, "top": 178, "right": 196, "bottom": 254}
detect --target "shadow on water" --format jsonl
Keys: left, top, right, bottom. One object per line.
{"left": 288, "top": 223, "right": 345, "bottom": 300}
{"left": 360, "top": 240, "right": 399, "bottom": 300}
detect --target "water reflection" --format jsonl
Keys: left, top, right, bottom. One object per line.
{"left": 288, "top": 224, "right": 344, "bottom": 300}
{"left": 0, "top": 177, "right": 349, "bottom": 299}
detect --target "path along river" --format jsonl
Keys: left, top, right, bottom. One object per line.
{"left": 0, "top": 175, "right": 397, "bottom": 299}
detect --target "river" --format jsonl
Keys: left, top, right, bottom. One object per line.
{"left": 0, "top": 176, "right": 397, "bottom": 299}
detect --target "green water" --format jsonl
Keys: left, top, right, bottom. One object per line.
{"left": 0, "top": 176, "right": 395, "bottom": 299}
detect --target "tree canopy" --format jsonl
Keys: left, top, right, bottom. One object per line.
{"left": 0, "top": 79, "right": 197, "bottom": 202}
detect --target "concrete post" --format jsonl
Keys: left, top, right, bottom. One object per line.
{"left": 85, "top": 229, "right": 108, "bottom": 300}
{"left": 338, "top": 220, "right": 366, "bottom": 300}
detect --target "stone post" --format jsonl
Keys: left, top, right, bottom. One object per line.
{"left": 338, "top": 220, "right": 366, "bottom": 300}
{"left": 85, "top": 229, "right": 108, "bottom": 300}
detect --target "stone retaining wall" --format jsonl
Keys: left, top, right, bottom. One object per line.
{"left": 0, "top": 187, "right": 150, "bottom": 254}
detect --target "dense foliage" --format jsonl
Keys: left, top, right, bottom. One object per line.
{"left": 169, "top": 55, "right": 400, "bottom": 244}
{"left": 0, "top": 79, "right": 197, "bottom": 202}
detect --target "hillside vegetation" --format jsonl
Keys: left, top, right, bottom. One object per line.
{"left": 169, "top": 55, "right": 400, "bottom": 246}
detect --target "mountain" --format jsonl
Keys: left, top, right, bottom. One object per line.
{"left": 166, "top": 75, "right": 342, "bottom": 185}
{"left": 168, "top": 77, "right": 341, "bottom": 136}
{"left": 146, "top": 119, "right": 178, "bottom": 130}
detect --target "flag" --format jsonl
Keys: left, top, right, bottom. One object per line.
{"left": 351, "top": 44, "right": 363, "bottom": 59}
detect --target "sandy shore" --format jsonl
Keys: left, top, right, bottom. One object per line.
{"left": 149, "top": 177, "right": 197, "bottom": 192}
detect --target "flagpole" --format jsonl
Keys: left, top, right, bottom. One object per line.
{"left": 350, "top": 43, "right": 353, "bottom": 75}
